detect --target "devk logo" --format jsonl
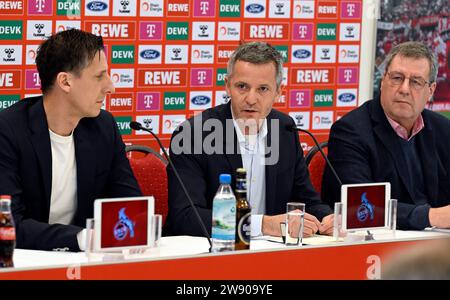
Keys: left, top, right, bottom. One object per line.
{"left": 113, "top": 208, "right": 135, "bottom": 240}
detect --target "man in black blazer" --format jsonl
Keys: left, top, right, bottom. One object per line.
{"left": 0, "top": 29, "right": 142, "bottom": 251}
{"left": 322, "top": 42, "right": 450, "bottom": 230}
{"left": 165, "top": 42, "right": 333, "bottom": 238}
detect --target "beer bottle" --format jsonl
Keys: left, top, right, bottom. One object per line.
{"left": 0, "top": 195, "right": 16, "bottom": 268}
{"left": 235, "top": 168, "right": 251, "bottom": 250}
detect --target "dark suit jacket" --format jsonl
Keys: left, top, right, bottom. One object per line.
{"left": 0, "top": 96, "right": 142, "bottom": 251}
{"left": 322, "top": 97, "right": 450, "bottom": 230}
{"left": 164, "top": 102, "right": 332, "bottom": 236}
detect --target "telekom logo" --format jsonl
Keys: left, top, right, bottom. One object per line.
{"left": 298, "top": 25, "right": 308, "bottom": 38}
{"left": 33, "top": 73, "right": 40, "bottom": 86}
{"left": 35, "top": 0, "right": 45, "bottom": 13}
{"left": 344, "top": 70, "right": 353, "bottom": 82}
{"left": 347, "top": 4, "right": 356, "bottom": 16}
{"left": 197, "top": 71, "right": 206, "bottom": 84}
{"left": 200, "top": 1, "right": 209, "bottom": 14}
{"left": 146, "top": 24, "right": 156, "bottom": 37}
{"left": 144, "top": 95, "right": 153, "bottom": 108}
{"left": 296, "top": 93, "right": 304, "bottom": 105}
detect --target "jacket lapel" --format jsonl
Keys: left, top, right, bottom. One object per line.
{"left": 264, "top": 111, "right": 278, "bottom": 213}
{"left": 416, "top": 111, "right": 438, "bottom": 204}
{"left": 371, "top": 98, "right": 415, "bottom": 201}
{"left": 28, "top": 97, "right": 52, "bottom": 215}
{"left": 220, "top": 102, "right": 243, "bottom": 174}
{"left": 73, "top": 120, "right": 97, "bottom": 223}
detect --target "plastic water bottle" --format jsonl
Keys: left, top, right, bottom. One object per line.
{"left": 211, "top": 174, "right": 236, "bottom": 252}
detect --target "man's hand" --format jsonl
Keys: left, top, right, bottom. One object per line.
{"left": 319, "top": 214, "right": 334, "bottom": 236}
{"left": 262, "top": 213, "right": 321, "bottom": 237}
{"left": 429, "top": 205, "right": 450, "bottom": 228}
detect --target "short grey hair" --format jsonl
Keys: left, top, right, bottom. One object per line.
{"left": 227, "top": 42, "right": 284, "bottom": 87}
{"left": 383, "top": 41, "right": 438, "bottom": 83}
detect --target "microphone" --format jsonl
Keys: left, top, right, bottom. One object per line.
{"left": 129, "top": 121, "right": 212, "bottom": 252}
{"left": 287, "top": 124, "right": 342, "bottom": 186}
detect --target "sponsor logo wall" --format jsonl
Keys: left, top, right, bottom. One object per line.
{"left": 0, "top": 0, "right": 362, "bottom": 151}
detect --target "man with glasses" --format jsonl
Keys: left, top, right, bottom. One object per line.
{"left": 322, "top": 41, "right": 450, "bottom": 230}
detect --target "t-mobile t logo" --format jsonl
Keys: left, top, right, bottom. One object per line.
{"left": 33, "top": 73, "right": 41, "bottom": 86}
{"left": 200, "top": 1, "right": 209, "bottom": 14}
{"left": 298, "top": 25, "right": 308, "bottom": 38}
{"left": 144, "top": 95, "right": 153, "bottom": 108}
{"left": 146, "top": 24, "right": 156, "bottom": 37}
{"left": 36, "top": 0, "right": 45, "bottom": 13}
{"left": 197, "top": 71, "right": 206, "bottom": 84}
{"left": 296, "top": 93, "right": 304, "bottom": 105}
{"left": 344, "top": 70, "right": 353, "bottom": 82}
{"left": 347, "top": 4, "right": 356, "bottom": 16}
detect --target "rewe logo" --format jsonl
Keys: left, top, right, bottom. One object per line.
{"left": 136, "top": 92, "right": 160, "bottom": 111}
{"left": 0, "top": 0, "right": 24, "bottom": 14}
{"left": 87, "top": 21, "right": 136, "bottom": 40}
{"left": 291, "top": 67, "right": 335, "bottom": 85}
{"left": 245, "top": 23, "right": 288, "bottom": 40}
{"left": 138, "top": 69, "right": 187, "bottom": 87}
{"left": 317, "top": 1, "right": 338, "bottom": 18}
{"left": 217, "top": 45, "right": 236, "bottom": 63}
{"left": 0, "top": 70, "right": 20, "bottom": 89}
{"left": 109, "top": 92, "right": 133, "bottom": 112}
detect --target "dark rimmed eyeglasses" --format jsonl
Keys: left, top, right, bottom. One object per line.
{"left": 386, "top": 71, "right": 432, "bottom": 91}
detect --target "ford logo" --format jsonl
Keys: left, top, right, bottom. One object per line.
{"left": 246, "top": 4, "right": 264, "bottom": 13}
{"left": 293, "top": 49, "right": 311, "bottom": 59}
{"left": 191, "top": 96, "right": 211, "bottom": 106}
{"left": 140, "top": 49, "right": 160, "bottom": 60}
{"left": 87, "top": 1, "right": 108, "bottom": 11}
{"left": 339, "top": 93, "right": 356, "bottom": 102}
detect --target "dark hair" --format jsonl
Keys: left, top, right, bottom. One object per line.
{"left": 227, "top": 42, "right": 284, "bottom": 87}
{"left": 36, "top": 29, "right": 104, "bottom": 93}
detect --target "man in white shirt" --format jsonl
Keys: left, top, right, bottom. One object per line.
{"left": 165, "top": 42, "right": 334, "bottom": 238}
{"left": 0, "top": 29, "right": 142, "bottom": 251}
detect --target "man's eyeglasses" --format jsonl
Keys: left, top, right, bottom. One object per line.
{"left": 386, "top": 71, "right": 432, "bottom": 91}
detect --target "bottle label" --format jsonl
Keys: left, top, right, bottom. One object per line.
{"left": 0, "top": 227, "right": 15, "bottom": 241}
{"left": 236, "top": 179, "right": 247, "bottom": 193}
{"left": 212, "top": 197, "right": 236, "bottom": 241}
{"left": 238, "top": 212, "right": 251, "bottom": 245}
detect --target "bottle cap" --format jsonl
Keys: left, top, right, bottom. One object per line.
{"left": 219, "top": 174, "right": 231, "bottom": 184}
{"left": 0, "top": 195, "right": 11, "bottom": 200}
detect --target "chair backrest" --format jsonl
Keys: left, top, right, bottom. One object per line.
{"left": 305, "top": 142, "right": 328, "bottom": 196}
{"left": 126, "top": 145, "right": 168, "bottom": 224}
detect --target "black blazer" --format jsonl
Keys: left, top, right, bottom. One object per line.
{"left": 164, "top": 102, "right": 332, "bottom": 236}
{"left": 322, "top": 97, "right": 450, "bottom": 230}
{"left": 0, "top": 96, "right": 142, "bottom": 251}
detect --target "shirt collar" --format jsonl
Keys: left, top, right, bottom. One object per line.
{"left": 385, "top": 113, "right": 425, "bottom": 141}
{"left": 231, "top": 110, "right": 268, "bottom": 149}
